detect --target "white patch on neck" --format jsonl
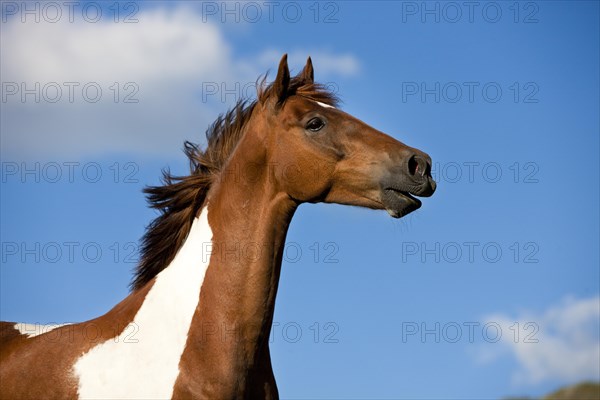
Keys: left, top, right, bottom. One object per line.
{"left": 74, "top": 207, "right": 213, "bottom": 400}
{"left": 14, "top": 323, "right": 70, "bottom": 338}
{"left": 316, "top": 101, "right": 335, "bottom": 109}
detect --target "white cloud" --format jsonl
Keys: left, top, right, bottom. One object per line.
{"left": 478, "top": 295, "right": 600, "bottom": 386}
{"left": 1, "top": 6, "right": 361, "bottom": 159}
{"left": 1, "top": 6, "right": 234, "bottom": 159}
{"left": 1, "top": 8, "right": 232, "bottom": 84}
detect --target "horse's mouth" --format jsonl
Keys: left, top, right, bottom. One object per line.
{"left": 381, "top": 188, "right": 423, "bottom": 218}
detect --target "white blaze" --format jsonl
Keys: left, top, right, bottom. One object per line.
{"left": 316, "top": 101, "right": 335, "bottom": 109}
{"left": 74, "top": 207, "right": 213, "bottom": 400}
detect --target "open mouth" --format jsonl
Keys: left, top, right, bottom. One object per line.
{"left": 381, "top": 188, "right": 423, "bottom": 219}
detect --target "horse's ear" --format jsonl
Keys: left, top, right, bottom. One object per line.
{"left": 300, "top": 56, "right": 314, "bottom": 84}
{"left": 272, "top": 54, "right": 290, "bottom": 106}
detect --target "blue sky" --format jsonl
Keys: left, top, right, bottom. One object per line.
{"left": 1, "top": 1, "right": 599, "bottom": 399}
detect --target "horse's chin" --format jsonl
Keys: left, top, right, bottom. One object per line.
{"left": 381, "top": 189, "right": 422, "bottom": 218}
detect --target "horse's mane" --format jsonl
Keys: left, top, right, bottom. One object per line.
{"left": 130, "top": 75, "right": 339, "bottom": 290}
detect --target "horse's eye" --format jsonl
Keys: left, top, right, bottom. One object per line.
{"left": 306, "top": 117, "right": 325, "bottom": 132}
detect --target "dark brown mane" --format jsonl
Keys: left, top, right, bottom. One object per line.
{"left": 130, "top": 75, "right": 338, "bottom": 290}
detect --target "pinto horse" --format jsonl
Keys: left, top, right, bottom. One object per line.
{"left": 0, "top": 55, "right": 436, "bottom": 399}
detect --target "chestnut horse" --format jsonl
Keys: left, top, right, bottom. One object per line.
{"left": 0, "top": 55, "right": 435, "bottom": 399}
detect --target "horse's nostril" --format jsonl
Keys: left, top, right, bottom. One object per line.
{"left": 408, "top": 155, "right": 430, "bottom": 177}
{"left": 408, "top": 155, "right": 418, "bottom": 175}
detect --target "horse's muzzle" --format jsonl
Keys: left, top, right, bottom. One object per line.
{"left": 378, "top": 152, "right": 436, "bottom": 218}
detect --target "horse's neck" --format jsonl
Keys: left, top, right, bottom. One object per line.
{"left": 192, "top": 186, "right": 295, "bottom": 351}
{"left": 178, "top": 172, "right": 297, "bottom": 372}
{"left": 75, "top": 159, "right": 296, "bottom": 397}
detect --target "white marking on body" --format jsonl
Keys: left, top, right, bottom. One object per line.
{"left": 74, "top": 207, "right": 213, "bottom": 400}
{"left": 316, "top": 101, "right": 335, "bottom": 109}
{"left": 14, "top": 323, "right": 70, "bottom": 338}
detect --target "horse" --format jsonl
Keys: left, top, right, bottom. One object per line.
{"left": 0, "top": 54, "right": 436, "bottom": 399}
